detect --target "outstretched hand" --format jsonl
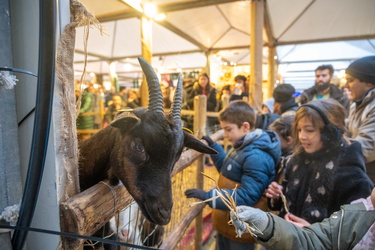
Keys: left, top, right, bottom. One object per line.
{"left": 184, "top": 188, "right": 206, "bottom": 201}
{"left": 265, "top": 181, "right": 283, "bottom": 199}
{"left": 230, "top": 206, "right": 269, "bottom": 238}
{"left": 284, "top": 213, "right": 311, "bottom": 228}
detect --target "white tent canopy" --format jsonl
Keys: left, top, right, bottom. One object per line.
{"left": 74, "top": 0, "right": 375, "bottom": 87}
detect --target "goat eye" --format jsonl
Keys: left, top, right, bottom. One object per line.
{"left": 134, "top": 143, "right": 144, "bottom": 152}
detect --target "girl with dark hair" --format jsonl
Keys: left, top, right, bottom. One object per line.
{"left": 183, "top": 73, "right": 218, "bottom": 133}
{"left": 266, "top": 98, "right": 373, "bottom": 226}
{"left": 230, "top": 74, "right": 249, "bottom": 101}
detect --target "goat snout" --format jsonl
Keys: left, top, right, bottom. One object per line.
{"left": 120, "top": 229, "right": 130, "bottom": 240}
{"left": 158, "top": 206, "right": 171, "bottom": 220}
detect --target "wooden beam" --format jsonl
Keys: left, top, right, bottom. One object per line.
{"left": 267, "top": 46, "right": 276, "bottom": 99}
{"left": 264, "top": 1, "right": 276, "bottom": 47}
{"left": 97, "top": 11, "right": 140, "bottom": 23}
{"left": 60, "top": 180, "right": 134, "bottom": 249}
{"left": 249, "top": 0, "right": 264, "bottom": 112}
{"left": 74, "top": 49, "right": 204, "bottom": 64}
{"left": 74, "top": 49, "right": 111, "bottom": 61}
{"left": 275, "top": 35, "right": 375, "bottom": 46}
{"left": 159, "top": 0, "right": 241, "bottom": 12}
{"left": 280, "top": 58, "right": 357, "bottom": 64}
{"left": 96, "top": 0, "right": 242, "bottom": 23}
{"left": 159, "top": 203, "right": 206, "bottom": 250}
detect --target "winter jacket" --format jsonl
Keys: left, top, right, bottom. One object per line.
{"left": 271, "top": 140, "right": 373, "bottom": 224}
{"left": 182, "top": 82, "right": 218, "bottom": 131}
{"left": 279, "top": 98, "right": 299, "bottom": 116}
{"left": 300, "top": 84, "right": 350, "bottom": 111}
{"left": 77, "top": 91, "right": 95, "bottom": 130}
{"left": 258, "top": 198, "right": 375, "bottom": 250}
{"left": 347, "top": 87, "right": 375, "bottom": 181}
{"left": 205, "top": 129, "right": 281, "bottom": 242}
{"left": 229, "top": 92, "right": 249, "bottom": 102}
{"left": 183, "top": 82, "right": 217, "bottom": 111}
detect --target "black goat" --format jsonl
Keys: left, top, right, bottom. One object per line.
{"left": 78, "top": 57, "right": 216, "bottom": 227}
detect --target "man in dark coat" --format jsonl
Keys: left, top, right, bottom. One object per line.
{"left": 273, "top": 83, "right": 299, "bottom": 116}
{"left": 300, "top": 64, "right": 350, "bottom": 111}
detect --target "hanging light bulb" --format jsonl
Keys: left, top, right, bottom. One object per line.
{"left": 143, "top": 2, "right": 157, "bottom": 18}
{"left": 154, "top": 13, "right": 166, "bottom": 21}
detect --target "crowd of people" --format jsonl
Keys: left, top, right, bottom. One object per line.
{"left": 184, "top": 56, "right": 375, "bottom": 250}
{"left": 75, "top": 85, "right": 141, "bottom": 137}
{"left": 75, "top": 56, "right": 375, "bottom": 249}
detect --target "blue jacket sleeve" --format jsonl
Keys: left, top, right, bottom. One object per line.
{"left": 205, "top": 149, "right": 275, "bottom": 210}
{"left": 209, "top": 142, "right": 226, "bottom": 173}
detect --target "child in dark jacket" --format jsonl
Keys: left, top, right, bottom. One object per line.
{"left": 266, "top": 99, "right": 373, "bottom": 227}
{"left": 185, "top": 100, "right": 281, "bottom": 250}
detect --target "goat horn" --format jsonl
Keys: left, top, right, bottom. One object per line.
{"left": 170, "top": 75, "right": 182, "bottom": 127}
{"left": 138, "top": 57, "right": 164, "bottom": 113}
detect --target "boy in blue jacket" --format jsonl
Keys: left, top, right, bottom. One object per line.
{"left": 185, "top": 100, "right": 281, "bottom": 250}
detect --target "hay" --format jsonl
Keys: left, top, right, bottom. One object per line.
{"left": 280, "top": 192, "right": 290, "bottom": 214}
{"left": 187, "top": 172, "right": 264, "bottom": 237}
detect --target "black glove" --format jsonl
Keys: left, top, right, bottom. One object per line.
{"left": 202, "top": 135, "right": 214, "bottom": 146}
{"left": 185, "top": 188, "right": 206, "bottom": 201}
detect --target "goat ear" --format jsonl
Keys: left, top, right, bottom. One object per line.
{"left": 183, "top": 131, "right": 218, "bottom": 154}
{"left": 110, "top": 116, "right": 140, "bottom": 131}
{"left": 133, "top": 107, "right": 148, "bottom": 118}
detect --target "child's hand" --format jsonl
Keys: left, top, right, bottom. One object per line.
{"left": 230, "top": 206, "right": 269, "bottom": 237}
{"left": 265, "top": 182, "right": 283, "bottom": 199}
{"left": 284, "top": 213, "right": 311, "bottom": 228}
{"left": 184, "top": 189, "right": 206, "bottom": 201}
{"left": 217, "top": 129, "right": 224, "bottom": 140}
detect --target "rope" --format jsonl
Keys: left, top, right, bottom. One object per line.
{"left": 100, "top": 181, "right": 117, "bottom": 217}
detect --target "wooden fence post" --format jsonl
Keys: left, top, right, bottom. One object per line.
{"left": 193, "top": 95, "right": 206, "bottom": 250}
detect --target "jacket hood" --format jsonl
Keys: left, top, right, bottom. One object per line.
{"left": 355, "top": 87, "right": 375, "bottom": 106}
{"left": 239, "top": 129, "right": 281, "bottom": 165}
{"left": 280, "top": 98, "right": 299, "bottom": 114}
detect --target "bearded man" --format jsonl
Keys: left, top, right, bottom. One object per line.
{"left": 300, "top": 64, "right": 350, "bottom": 111}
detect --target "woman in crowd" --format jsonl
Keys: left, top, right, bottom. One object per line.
{"left": 126, "top": 89, "right": 141, "bottom": 108}
{"left": 266, "top": 99, "right": 373, "bottom": 226}
{"left": 104, "top": 94, "right": 127, "bottom": 125}
{"left": 183, "top": 73, "right": 217, "bottom": 133}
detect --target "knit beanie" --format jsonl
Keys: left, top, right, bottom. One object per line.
{"left": 273, "top": 84, "right": 295, "bottom": 103}
{"left": 345, "top": 56, "right": 375, "bottom": 84}
{"left": 262, "top": 97, "right": 275, "bottom": 113}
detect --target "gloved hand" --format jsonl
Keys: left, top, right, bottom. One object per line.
{"left": 185, "top": 189, "right": 206, "bottom": 201}
{"left": 230, "top": 205, "right": 269, "bottom": 238}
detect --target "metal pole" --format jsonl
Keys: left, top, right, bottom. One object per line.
{"left": 11, "top": 0, "right": 56, "bottom": 248}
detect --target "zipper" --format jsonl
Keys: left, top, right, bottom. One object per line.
{"left": 337, "top": 208, "right": 345, "bottom": 249}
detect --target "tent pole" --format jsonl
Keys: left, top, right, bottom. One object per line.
{"left": 249, "top": 0, "right": 264, "bottom": 112}
{"left": 205, "top": 51, "right": 211, "bottom": 76}
{"left": 267, "top": 46, "right": 276, "bottom": 99}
